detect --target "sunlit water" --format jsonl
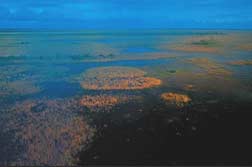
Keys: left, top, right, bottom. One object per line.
{"left": 0, "top": 30, "right": 252, "bottom": 165}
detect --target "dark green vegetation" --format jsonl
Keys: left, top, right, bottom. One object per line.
{"left": 191, "top": 39, "right": 220, "bottom": 47}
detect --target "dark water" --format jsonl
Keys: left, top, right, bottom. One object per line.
{"left": 0, "top": 30, "right": 252, "bottom": 165}
{"left": 78, "top": 96, "right": 252, "bottom": 165}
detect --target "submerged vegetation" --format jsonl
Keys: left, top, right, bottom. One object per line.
{"left": 0, "top": 80, "right": 41, "bottom": 96}
{"left": 237, "top": 43, "right": 252, "bottom": 51}
{"left": 228, "top": 60, "right": 252, "bottom": 66}
{"left": 80, "top": 66, "right": 162, "bottom": 90}
{"left": 80, "top": 95, "right": 119, "bottom": 112}
{"left": 165, "top": 35, "right": 233, "bottom": 54}
{"left": 2, "top": 99, "right": 95, "bottom": 166}
{"left": 80, "top": 94, "right": 142, "bottom": 112}
{"left": 161, "top": 92, "right": 191, "bottom": 108}
{"left": 187, "top": 57, "right": 232, "bottom": 77}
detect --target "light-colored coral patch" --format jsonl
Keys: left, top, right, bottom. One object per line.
{"left": 161, "top": 92, "right": 191, "bottom": 108}
{"left": 81, "top": 77, "right": 161, "bottom": 90}
{"left": 80, "top": 95, "right": 118, "bottom": 109}
{"left": 81, "top": 66, "right": 162, "bottom": 90}
{"left": 80, "top": 94, "right": 143, "bottom": 112}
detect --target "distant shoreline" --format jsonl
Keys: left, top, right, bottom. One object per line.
{"left": 0, "top": 28, "right": 252, "bottom": 32}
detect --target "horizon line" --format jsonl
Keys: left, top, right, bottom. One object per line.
{"left": 1, "top": 27, "right": 252, "bottom": 32}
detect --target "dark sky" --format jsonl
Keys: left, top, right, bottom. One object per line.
{"left": 0, "top": 0, "right": 252, "bottom": 29}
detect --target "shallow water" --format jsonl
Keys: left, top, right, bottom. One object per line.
{"left": 0, "top": 30, "right": 252, "bottom": 165}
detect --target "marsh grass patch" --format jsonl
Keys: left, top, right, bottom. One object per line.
{"left": 80, "top": 66, "right": 162, "bottom": 90}
{"left": 164, "top": 35, "right": 234, "bottom": 54}
{"left": 161, "top": 92, "right": 192, "bottom": 108}
{"left": 3, "top": 98, "right": 95, "bottom": 166}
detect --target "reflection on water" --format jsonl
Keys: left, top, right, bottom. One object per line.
{"left": 0, "top": 30, "right": 252, "bottom": 165}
